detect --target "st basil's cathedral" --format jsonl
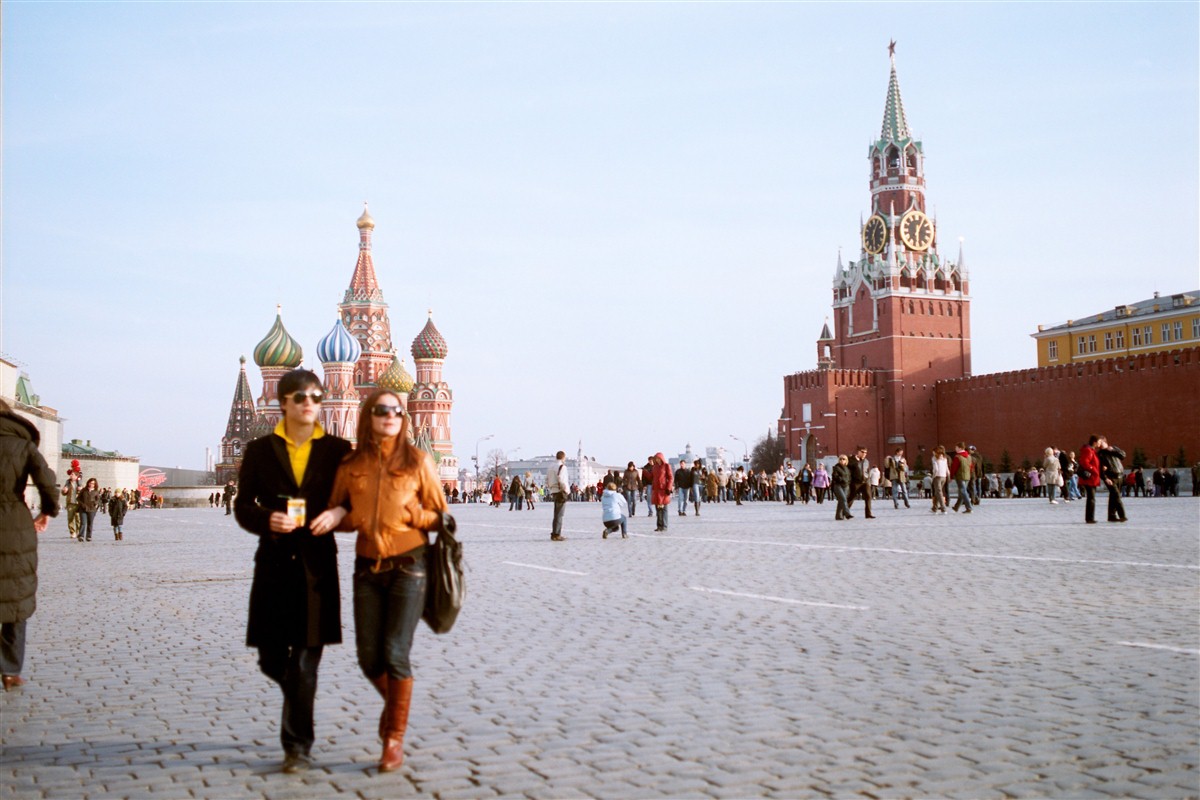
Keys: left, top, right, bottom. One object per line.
{"left": 216, "top": 206, "right": 459, "bottom": 488}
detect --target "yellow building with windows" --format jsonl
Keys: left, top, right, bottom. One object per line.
{"left": 1032, "top": 290, "right": 1200, "bottom": 366}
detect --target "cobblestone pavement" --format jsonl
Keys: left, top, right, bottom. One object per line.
{"left": 2, "top": 496, "right": 1197, "bottom": 799}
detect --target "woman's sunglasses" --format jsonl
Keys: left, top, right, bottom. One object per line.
{"left": 371, "top": 404, "right": 406, "bottom": 418}
{"left": 288, "top": 391, "right": 324, "bottom": 404}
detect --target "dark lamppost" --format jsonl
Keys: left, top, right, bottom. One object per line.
{"left": 474, "top": 434, "right": 494, "bottom": 491}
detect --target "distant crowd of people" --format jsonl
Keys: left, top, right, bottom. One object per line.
{"left": 469, "top": 437, "right": 1198, "bottom": 536}
{"left": 60, "top": 468, "right": 160, "bottom": 542}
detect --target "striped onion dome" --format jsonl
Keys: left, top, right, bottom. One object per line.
{"left": 377, "top": 353, "right": 414, "bottom": 394}
{"left": 316, "top": 317, "right": 362, "bottom": 365}
{"left": 411, "top": 314, "right": 448, "bottom": 360}
{"left": 253, "top": 311, "right": 304, "bottom": 368}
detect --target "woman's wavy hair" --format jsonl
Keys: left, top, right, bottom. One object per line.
{"left": 347, "top": 388, "right": 422, "bottom": 474}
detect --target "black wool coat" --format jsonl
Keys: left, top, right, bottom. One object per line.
{"left": 0, "top": 413, "right": 60, "bottom": 624}
{"left": 234, "top": 431, "right": 352, "bottom": 648}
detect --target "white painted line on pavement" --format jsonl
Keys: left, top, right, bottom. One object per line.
{"left": 690, "top": 586, "right": 869, "bottom": 611}
{"left": 1117, "top": 641, "right": 1200, "bottom": 655}
{"left": 502, "top": 561, "right": 589, "bottom": 576}
{"left": 655, "top": 533, "right": 1198, "bottom": 571}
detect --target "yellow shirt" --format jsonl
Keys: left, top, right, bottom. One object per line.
{"left": 273, "top": 420, "right": 325, "bottom": 485}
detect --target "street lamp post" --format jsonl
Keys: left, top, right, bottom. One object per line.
{"left": 729, "top": 434, "right": 748, "bottom": 464}
{"left": 474, "top": 434, "right": 494, "bottom": 492}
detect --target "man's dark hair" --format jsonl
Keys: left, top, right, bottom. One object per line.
{"left": 556, "top": 450, "right": 566, "bottom": 460}
{"left": 1088, "top": 434, "right": 1101, "bottom": 445}
{"left": 278, "top": 369, "right": 322, "bottom": 402}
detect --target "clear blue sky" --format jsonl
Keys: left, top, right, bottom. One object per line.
{"left": 3, "top": 2, "right": 1196, "bottom": 470}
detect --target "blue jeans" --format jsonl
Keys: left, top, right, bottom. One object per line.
{"left": 893, "top": 480, "right": 910, "bottom": 507}
{"left": 353, "top": 557, "right": 426, "bottom": 680}
{"left": 676, "top": 488, "right": 690, "bottom": 513}
{"left": 604, "top": 515, "right": 627, "bottom": 536}
{"left": 953, "top": 479, "right": 973, "bottom": 511}
{"left": 258, "top": 644, "right": 323, "bottom": 755}
{"left": 624, "top": 489, "right": 637, "bottom": 517}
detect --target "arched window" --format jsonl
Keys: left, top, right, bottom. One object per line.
{"left": 905, "top": 146, "right": 918, "bottom": 173}
{"left": 886, "top": 146, "right": 900, "bottom": 173}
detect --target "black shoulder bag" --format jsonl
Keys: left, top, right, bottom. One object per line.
{"left": 424, "top": 513, "right": 465, "bottom": 634}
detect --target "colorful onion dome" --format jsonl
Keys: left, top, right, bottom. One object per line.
{"left": 253, "top": 310, "right": 304, "bottom": 368}
{"left": 316, "top": 317, "right": 362, "bottom": 365}
{"left": 378, "top": 353, "right": 414, "bottom": 394}
{"left": 356, "top": 203, "right": 375, "bottom": 230}
{"left": 411, "top": 313, "right": 448, "bottom": 360}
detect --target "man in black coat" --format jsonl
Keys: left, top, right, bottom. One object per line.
{"left": 234, "top": 369, "right": 352, "bottom": 773}
{"left": 846, "top": 446, "right": 876, "bottom": 518}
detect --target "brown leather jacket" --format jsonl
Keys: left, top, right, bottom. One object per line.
{"left": 329, "top": 449, "right": 447, "bottom": 564}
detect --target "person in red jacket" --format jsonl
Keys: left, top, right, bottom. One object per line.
{"left": 489, "top": 475, "right": 504, "bottom": 507}
{"left": 1077, "top": 435, "right": 1103, "bottom": 524}
{"left": 650, "top": 453, "right": 674, "bottom": 532}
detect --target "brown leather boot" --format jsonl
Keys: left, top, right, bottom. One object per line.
{"left": 379, "top": 676, "right": 413, "bottom": 772}
{"left": 369, "top": 674, "right": 387, "bottom": 740}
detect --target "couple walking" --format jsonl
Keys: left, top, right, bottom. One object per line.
{"left": 235, "top": 368, "right": 453, "bottom": 774}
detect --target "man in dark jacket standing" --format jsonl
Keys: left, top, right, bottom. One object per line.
{"left": 234, "top": 369, "right": 351, "bottom": 773}
{"left": 846, "top": 446, "right": 875, "bottom": 518}
{"left": 1097, "top": 435, "right": 1128, "bottom": 523}
{"left": 674, "top": 459, "right": 693, "bottom": 516}
{"left": 0, "top": 401, "right": 59, "bottom": 691}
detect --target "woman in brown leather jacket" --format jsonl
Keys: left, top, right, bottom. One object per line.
{"left": 310, "top": 388, "right": 447, "bottom": 773}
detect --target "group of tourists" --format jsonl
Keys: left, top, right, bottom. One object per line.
{"left": 60, "top": 470, "right": 150, "bottom": 541}
{"left": 207, "top": 482, "right": 237, "bottom": 513}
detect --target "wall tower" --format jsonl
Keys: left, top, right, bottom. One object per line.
{"left": 253, "top": 308, "right": 305, "bottom": 429}
{"left": 409, "top": 312, "right": 458, "bottom": 486}
{"left": 782, "top": 43, "right": 971, "bottom": 465}
{"left": 317, "top": 315, "right": 362, "bottom": 442}
{"left": 340, "top": 204, "right": 395, "bottom": 392}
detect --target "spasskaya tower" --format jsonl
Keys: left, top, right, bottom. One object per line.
{"left": 782, "top": 42, "right": 971, "bottom": 467}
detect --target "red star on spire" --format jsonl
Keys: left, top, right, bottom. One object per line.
{"left": 888, "top": 39, "right": 897, "bottom": 58}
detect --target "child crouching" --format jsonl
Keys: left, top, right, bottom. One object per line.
{"left": 601, "top": 482, "right": 628, "bottom": 539}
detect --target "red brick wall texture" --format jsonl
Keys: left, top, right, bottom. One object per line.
{"left": 935, "top": 347, "right": 1200, "bottom": 468}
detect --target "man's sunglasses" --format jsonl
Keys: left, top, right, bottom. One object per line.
{"left": 371, "top": 404, "right": 406, "bottom": 418}
{"left": 288, "top": 391, "right": 324, "bottom": 404}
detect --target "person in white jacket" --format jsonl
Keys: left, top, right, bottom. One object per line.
{"left": 1043, "top": 448, "right": 1063, "bottom": 504}
{"left": 931, "top": 445, "right": 950, "bottom": 514}
{"left": 601, "top": 483, "right": 629, "bottom": 539}
{"left": 545, "top": 451, "right": 569, "bottom": 541}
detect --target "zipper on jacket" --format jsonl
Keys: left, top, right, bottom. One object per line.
{"left": 370, "top": 449, "right": 385, "bottom": 571}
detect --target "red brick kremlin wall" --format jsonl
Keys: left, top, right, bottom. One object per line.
{"left": 782, "top": 368, "right": 880, "bottom": 461}
{"left": 935, "top": 347, "right": 1200, "bottom": 468}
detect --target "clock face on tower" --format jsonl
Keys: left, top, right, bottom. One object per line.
{"left": 899, "top": 209, "right": 934, "bottom": 251}
{"left": 862, "top": 214, "right": 888, "bottom": 255}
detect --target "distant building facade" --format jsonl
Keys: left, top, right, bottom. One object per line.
{"left": 60, "top": 439, "right": 140, "bottom": 493}
{"left": 1032, "top": 290, "right": 1200, "bottom": 367}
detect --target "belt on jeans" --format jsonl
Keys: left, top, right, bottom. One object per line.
{"left": 357, "top": 554, "right": 421, "bottom": 574}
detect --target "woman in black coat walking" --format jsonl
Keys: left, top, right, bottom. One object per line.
{"left": 0, "top": 400, "right": 59, "bottom": 690}
{"left": 109, "top": 492, "right": 128, "bottom": 540}
{"left": 76, "top": 478, "right": 101, "bottom": 542}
